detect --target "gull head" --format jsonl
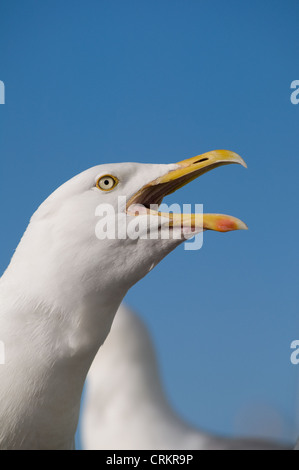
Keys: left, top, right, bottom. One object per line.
{"left": 8, "top": 150, "right": 247, "bottom": 306}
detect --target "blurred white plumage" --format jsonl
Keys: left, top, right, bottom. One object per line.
{"left": 82, "top": 305, "right": 289, "bottom": 450}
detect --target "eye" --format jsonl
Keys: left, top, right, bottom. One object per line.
{"left": 96, "top": 175, "right": 119, "bottom": 191}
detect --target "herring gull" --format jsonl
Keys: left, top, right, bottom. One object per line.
{"left": 0, "top": 150, "right": 246, "bottom": 449}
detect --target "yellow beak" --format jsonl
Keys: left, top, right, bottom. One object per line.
{"left": 127, "top": 150, "right": 248, "bottom": 232}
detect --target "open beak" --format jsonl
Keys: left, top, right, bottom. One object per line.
{"left": 126, "top": 150, "right": 248, "bottom": 233}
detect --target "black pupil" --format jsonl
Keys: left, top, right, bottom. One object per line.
{"left": 104, "top": 179, "right": 110, "bottom": 185}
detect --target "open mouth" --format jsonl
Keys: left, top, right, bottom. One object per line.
{"left": 126, "top": 150, "right": 248, "bottom": 233}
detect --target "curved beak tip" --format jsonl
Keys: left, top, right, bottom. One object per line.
{"left": 240, "top": 221, "right": 249, "bottom": 230}
{"left": 240, "top": 159, "right": 248, "bottom": 169}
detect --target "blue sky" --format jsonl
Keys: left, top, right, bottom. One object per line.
{"left": 1, "top": 0, "right": 299, "bottom": 446}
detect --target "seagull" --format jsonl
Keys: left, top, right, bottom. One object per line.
{"left": 82, "top": 305, "right": 290, "bottom": 450}
{"left": 0, "top": 150, "right": 247, "bottom": 450}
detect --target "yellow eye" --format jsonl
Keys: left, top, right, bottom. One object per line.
{"left": 96, "top": 175, "right": 119, "bottom": 191}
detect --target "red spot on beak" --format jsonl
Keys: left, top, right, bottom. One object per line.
{"left": 216, "top": 218, "right": 237, "bottom": 232}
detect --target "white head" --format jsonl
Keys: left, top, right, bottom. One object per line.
{"left": 4, "top": 151, "right": 247, "bottom": 312}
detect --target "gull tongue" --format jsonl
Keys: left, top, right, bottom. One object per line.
{"left": 127, "top": 204, "right": 148, "bottom": 216}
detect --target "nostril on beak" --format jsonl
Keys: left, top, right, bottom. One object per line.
{"left": 193, "top": 157, "right": 209, "bottom": 164}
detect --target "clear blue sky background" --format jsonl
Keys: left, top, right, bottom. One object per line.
{"left": 1, "top": 0, "right": 298, "bottom": 447}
